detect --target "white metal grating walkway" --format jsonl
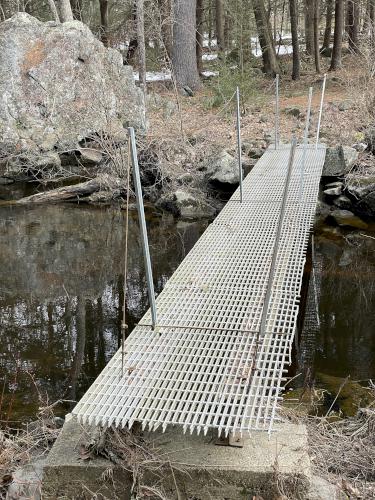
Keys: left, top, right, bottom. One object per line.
{"left": 73, "top": 143, "right": 326, "bottom": 436}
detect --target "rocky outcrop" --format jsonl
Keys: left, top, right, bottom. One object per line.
{"left": 322, "top": 146, "right": 358, "bottom": 177}
{"left": 0, "top": 13, "right": 145, "bottom": 177}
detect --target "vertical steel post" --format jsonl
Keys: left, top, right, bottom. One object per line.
{"left": 315, "top": 73, "right": 327, "bottom": 149}
{"left": 259, "top": 138, "right": 297, "bottom": 338}
{"left": 236, "top": 86, "right": 243, "bottom": 203}
{"left": 128, "top": 127, "right": 157, "bottom": 330}
{"left": 275, "top": 74, "right": 280, "bottom": 149}
{"left": 299, "top": 87, "right": 313, "bottom": 199}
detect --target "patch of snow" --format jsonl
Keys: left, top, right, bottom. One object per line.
{"left": 133, "top": 71, "right": 172, "bottom": 82}
{"left": 202, "top": 53, "right": 218, "bottom": 61}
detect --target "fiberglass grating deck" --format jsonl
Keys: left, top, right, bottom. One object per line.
{"left": 73, "top": 143, "right": 326, "bottom": 436}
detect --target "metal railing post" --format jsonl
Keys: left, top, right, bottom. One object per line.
{"left": 299, "top": 87, "right": 313, "bottom": 199}
{"left": 275, "top": 74, "right": 280, "bottom": 149}
{"left": 315, "top": 73, "right": 327, "bottom": 149}
{"left": 236, "top": 86, "right": 243, "bottom": 203}
{"left": 128, "top": 127, "right": 158, "bottom": 330}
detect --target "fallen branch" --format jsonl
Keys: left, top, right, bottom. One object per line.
{"left": 15, "top": 175, "right": 123, "bottom": 205}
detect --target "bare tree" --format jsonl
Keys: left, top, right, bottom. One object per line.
{"left": 99, "top": 0, "right": 109, "bottom": 46}
{"left": 172, "top": 0, "right": 202, "bottom": 91}
{"left": 56, "top": 0, "right": 73, "bottom": 21}
{"left": 347, "top": 0, "right": 359, "bottom": 51}
{"left": 158, "top": 0, "right": 173, "bottom": 58}
{"left": 137, "top": 0, "right": 146, "bottom": 91}
{"left": 305, "top": 0, "right": 314, "bottom": 54}
{"left": 196, "top": 0, "right": 204, "bottom": 74}
{"left": 322, "top": 0, "right": 334, "bottom": 53}
{"left": 252, "top": 0, "right": 280, "bottom": 75}
{"left": 330, "top": 0, "right": 344, "bottom": 70}
{"left": 313, "top": 0, "right": 321, "bottom": 71}
{"left": 289, "top": 0, "right": 300, "bottom": 79}
{"left": 216, "top": 0, "right": 225, "bottom": 51}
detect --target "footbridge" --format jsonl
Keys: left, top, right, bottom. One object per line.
{"left": 73, "top": 136, "right": 326, "bottom": 437}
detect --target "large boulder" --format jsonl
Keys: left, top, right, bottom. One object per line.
{"left": 0, "top": 13, "right": 145, "bottom": 175}
{"left": 322, "top": 146, "right": 358, "bottom": 177}
{"left": 203, "top": 150, "right": 240, "bottom": 186}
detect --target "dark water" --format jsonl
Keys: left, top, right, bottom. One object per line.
{"left": 0, "top": 196, "right": 374, "bottom": 422}
{"left": 0, "top": 201, "right": 208, "bottom": 421}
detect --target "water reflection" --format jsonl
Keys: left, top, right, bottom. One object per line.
{"left": 0, "top": 204, "right": 207, "bottom": 420}
{"left": 298, "top": 227, "right": 375, "bottom": 383}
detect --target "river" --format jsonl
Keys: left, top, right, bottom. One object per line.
{"left": 0, "top": 187, "right": 374, "bottom": 422}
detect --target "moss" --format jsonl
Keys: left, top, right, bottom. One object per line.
{"left": 317, "top": 372, "right": 375, "bottom": 417}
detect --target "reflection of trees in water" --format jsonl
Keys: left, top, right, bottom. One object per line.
{"left": 300, "top": 232, "right": 375, "bottom": 382}
{"left": 0, "top": 204, "right": 207, "bottom": 419}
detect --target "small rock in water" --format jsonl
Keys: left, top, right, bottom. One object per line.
{"left": 331, "top": 209, "right": 368, "bottom": 229}
{"left": 324, "top": 186, "right": 342, "bottom": 196}
{"left": 325, "top": 181, "right": 344, "bottom": 189}
{"left": 339, "top": 250, "right": 353, "bottom": 267}
{"left": 0, "top": 177, "right": 14, "bottom": 185}
{"left": 333, "top": 195, "right": 352, "bottom": 210}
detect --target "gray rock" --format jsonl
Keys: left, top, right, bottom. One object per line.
{"left": 346, "top": 174, "right": 375, "bottom": 215}
{"left": 322, "top": 146, "right": 358, "bottom": 177}
{"left": 242, "top": 142, "right": 264, "bottom": 159}
{"left": 157, "top": 190, "right": 216, "bottom": 219}
{"left": 284, "top": 106, "right": 302, "bottom": 118}
{"left": 0, "top": 13, "right": 145, "bottom": 176}
{"left": 324, "top": 186, "right": 342, "bottom": 196}
{"left": 331, "top": 209, "right": 368, "bottom": 229}
{"left": 325, "top": 181, "right": 344, "bottom": 189}
{"left": 352, "top": 142, "right": 367, "bottom": 152}
{"left": 205, "top": 150, "right": 239, "bottom": 185}
{"left": 338, "top": 100, "right": 352, "bottom": 111}
{"left": 177, "top": 172, "right": 194, "bottom": 184}
{"left": 333, "top": 195, "right": 352, "bottom": 209}
{"left": 77, "top": 148, "right": 103, "bottom": 165}
{"left": 0, "top": 177, "right": 14, "bottom": 185}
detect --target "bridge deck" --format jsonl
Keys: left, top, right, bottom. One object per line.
{"left": 73, "top": 144, "right": 326, "bottom": 436}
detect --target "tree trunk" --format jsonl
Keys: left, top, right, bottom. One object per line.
{"left": 158, "top": 0, "right": 173, "bottom": 59}
{"left": 330, "top": 0, "right": 344, "bottom": 70}
{"left": 347, "top": 0, "right": 359, "bottom": 50}
{"left": 99, "top": 0, "right": 109, "bottom": 46}
{"left": 172, "top": 0, "right": 202, "bottom": 91}
{"left": 196, "top": 0, "right": 204, "bottom": 74}
{"left": 252, "top": 0, "right": 281, "bottom": 75}
{"left": 56, "top": 0, "right": 73, "bottom": 21}
{"left": 289, "top": 0, "right": 301, "bottom": 79}
{"left": 305, "top": 0, "right": 314, "bottom": 54}
{"left": 70, "top": 0, "right": 81, "bottom": 20}
{"left": 322, "top": 0, "right": 334, "bottom": 51}
{"left": 137, "top": 0, "right": 146, "bottom": 91}
{"left": 208, "top": 0, "right": 213, "bottom": 47}
{"left": 47, "top": 0, "right": 60, "bottom": 22}
{"left": 216, "top": 0, "right": 225, "bottom": 51}
{"left": 313, "top": 0, "right": 321, "bottom": 71}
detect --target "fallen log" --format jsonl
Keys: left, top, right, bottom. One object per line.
{"left": 16, "top": 175, "right": 123, "bottom": 204}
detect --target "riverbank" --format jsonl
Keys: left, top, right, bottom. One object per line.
{"left": 1, "top": 390, "right": 374, "bottom": 499}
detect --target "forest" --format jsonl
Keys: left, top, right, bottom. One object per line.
{"left": 1, "top": 0, "right": 375, "bottom": 499}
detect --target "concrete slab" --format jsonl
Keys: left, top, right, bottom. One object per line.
{"left": 43, "top": 417, "right": 311, "bottom": 499}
